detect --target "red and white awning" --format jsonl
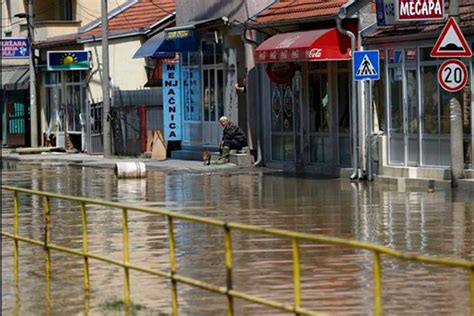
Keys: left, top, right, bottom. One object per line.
{"left": 255, "top": 28, "right": 352, "bottom": 63}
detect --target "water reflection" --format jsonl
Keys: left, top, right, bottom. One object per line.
{"left": 1, "top": 161, "right": 473, "bottom": 315}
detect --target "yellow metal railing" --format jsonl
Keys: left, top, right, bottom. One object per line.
{"left": 1, "top": 185, "right": 473, "bottom": 315}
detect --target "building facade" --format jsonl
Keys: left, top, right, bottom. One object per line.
{"left": 1, "top": 1, "right": 30, "bottom": 147}
{"left": 365, "top": 0, "right": 473, "bottom": 180}
{"left": 31, "top": 0, "right": 175, "bottom": 153}
{"left": 145, "top": 0, "right": 274, "bottom": 157}
{"left": 251, "top": 0, "right": 374, "bottom": 176}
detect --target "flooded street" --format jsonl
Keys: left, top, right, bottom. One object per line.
{"left": 1, "top": 161, "right": 473, "bottom": 315}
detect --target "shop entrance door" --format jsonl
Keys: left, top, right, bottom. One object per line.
{"left": 405, "top": 67, "right": 420, "bottom": 166}
{"left": 269, "top": 73, "right": 304, "bottom": 163}
{"left": 308, "top": 62, "right": 331, "bottom": 164}
{"left": 202, "top": 66, "right": 224, "bottom": 147}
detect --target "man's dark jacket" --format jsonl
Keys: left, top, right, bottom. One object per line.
{"left": 222, "top": 121, "right": 247, "bottom": 146}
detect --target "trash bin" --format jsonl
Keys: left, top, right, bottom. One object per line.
{"left": 115, "top": 162, "right": 146, "bottom": 179}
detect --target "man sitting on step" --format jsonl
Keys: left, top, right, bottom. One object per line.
{"left": 216, "top": 116, "right": 248, "bottom": 164}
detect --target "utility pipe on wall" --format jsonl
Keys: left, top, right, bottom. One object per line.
{"left": 337, "top": 5, "right": 359, "bottom": 180}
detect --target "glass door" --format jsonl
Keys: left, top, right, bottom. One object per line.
{"left": 308, "top": 62, "right": 330, "bottom": 163}
{"left": 337, "top": 62, "right": 351, "bottom": 166}
{"left": 388, "top": 49, "right": 404, "bottom": 164}
{"left": 406, "top": 67, "right": 419, "bottom": 166}
{"left": 201, "top": 38, "right": 223, "bottom": 147}
{"left": 269, "top": 72, "right": 301, "bottom": 163}
{"left": 202, "top": 66, "right": 223, "bottom": 146}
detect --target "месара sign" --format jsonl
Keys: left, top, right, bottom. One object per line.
{"left": 397, "top": 0, "right": 444, "bottom": 21}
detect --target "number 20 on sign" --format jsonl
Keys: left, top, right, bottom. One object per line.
{"left": 437, "top": 59, "right": 468, "bottom": 92}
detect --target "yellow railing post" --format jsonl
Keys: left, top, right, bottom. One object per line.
{"left": 373, "top": 251, "right": 382, "bottom": 316}
{"left": 224, "top": 224, "right": 234, "bottom": 316}
{"left": 13, "top": 191, "right": 20, "bottom": 286}
{"left": 43, "top": 196, "right": 52, "bottom": 312}
{"left": 292, "top": 238, "right": 301, "bottom": 314}
{"left": 80, "top": 201, "right": 90, "bottom": 294}
{"left": 122, "top": 207, "right": 130, "bottom": 306}
{"left": 167, "top": 216, "right": 178, "bottom": 316}
{"left": 471, "top": 267, "right": 474, "bottom": 316}
{"left": 43, "top": 196, "right": 52, "bottom": 281}
{"left": 3, "top": 186, "right": 474, "bottom": 316}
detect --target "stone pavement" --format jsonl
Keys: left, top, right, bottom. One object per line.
{"left": 1, "top": 148, "right": 473, "bottom": 192}
{"left": 0, "top": 148, "right": 262, "bottom": 174}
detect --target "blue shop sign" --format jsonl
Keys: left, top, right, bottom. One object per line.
{"left": 162, "top": 62, "right": 182, "bottom": 141}
{"left": 47, "top": 51, "right": 90, "bottom": 71}
{"left": 1, "top": 37, "right": 29, "bottom": 58}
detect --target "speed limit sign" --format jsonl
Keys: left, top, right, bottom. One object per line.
{"left": 438, "top": 59, "right": 468, "bottom": 92}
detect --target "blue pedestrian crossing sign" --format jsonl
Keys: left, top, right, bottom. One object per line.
{"left": 353, "top": 50, "right": 380, "bottom": 81}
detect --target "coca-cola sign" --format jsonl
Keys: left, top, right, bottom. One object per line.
{"left": 306, "top": 48, "right": 322, "bottom": 59}
{"left": 266, "top": 62, "right": 296, "bottom": 84}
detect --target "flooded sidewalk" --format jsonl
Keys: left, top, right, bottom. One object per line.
{"left": 0, "top": 148, "right": 258, "bottom": 174}
{"left": 1, "top": 159, "right": 473, "bottom": 315}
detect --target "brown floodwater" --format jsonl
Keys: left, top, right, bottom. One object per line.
{"left": 1, "top": 161, "right": 473, "bottom": 315}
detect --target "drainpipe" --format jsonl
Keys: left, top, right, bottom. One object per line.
{"left": 236, "top": 0, "right": 278, "bottom": 167}
{"left": 337, "top": 2, "right": 359, "bottom": 180}
{"left": 240, "top": 29, "right": 264, "bottom": 167}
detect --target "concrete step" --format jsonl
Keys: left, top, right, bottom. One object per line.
{"left": 380, "top": 166, "right": 450, "bottom": 180}
{"left": 209, "top": 151, "right": 254, "bottom": 167}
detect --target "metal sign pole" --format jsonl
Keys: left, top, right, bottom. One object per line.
{"left": 367, "top": 80, "right": 373, "bottom": 181}
{"left": 449, "top": 0, "right": 464, "bottom": 187}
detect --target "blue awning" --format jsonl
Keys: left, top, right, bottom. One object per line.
{"left": 133, "top": 32, "right": 176, "bottom": 59}
{"left": 161, "top": 29, "right": 199, "bottom": 52}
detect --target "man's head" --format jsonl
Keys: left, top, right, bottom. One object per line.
{"left": 219, "top": 116, "right": 229, "bottom": 127}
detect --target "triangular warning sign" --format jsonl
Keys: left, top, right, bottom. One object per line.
{"left": 431, "top": 17, "right": 472, "bottom": 58}
{"left": 356, "top": 55, "right": 377, "bottom": 76}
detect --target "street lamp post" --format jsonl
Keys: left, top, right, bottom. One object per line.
{"left": 15, "top": 0, "right": 38, "bottom": 148}
{"left": 101, "top": 0, "right": 112, "bottom": 157}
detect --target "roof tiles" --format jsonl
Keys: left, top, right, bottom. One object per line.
{"left": 81, "top": 0, "right": 175, "bottom": 39}
{"left": 255, "top": 0, "right": 347, "bottom": 24}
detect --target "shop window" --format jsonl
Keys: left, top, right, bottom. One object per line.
{"left": 308, "top": 62, "right": 330, "bottom": 163}
{"left": 271, "top": 83, "right": 294, "bottom": 132}
{"left": 309, "top": 70, "right": 328, "bottom": 133}
{"left": 421, "top": 65, "right": 449, "bottom": 166}
{"left": 217, "top": 69, "right": 224, "bottom": 118}
{"left": 216, "top": 42, "right": 223, "bottom": 64}
{"left": 181, "top": 52, "right": 201, "bottom": 121}
{"left": 405, "top": 49, "right": 417, "bottom": 63}
{"left": 420, "top": 47, "right": 437, "bottom": 62}
{"left": 60, "top": 0, "right": 74, "bottom": 21}
{"left": 337, "top": 62, "right": 351, "bottom": 166}
{"left": 270, "top": 80, "right": 296, "bottom": 162}
{"left": 389, "top": 64, "right": 404, "bottom": 164}
{"left": 422, "top": 66, "right": 439, "bottom": 135}
{"left": 406, "top": 68, "right": 419, "bottom": 165}
{"left": 43, "top": 71, "right": 85, "bottom": 134}
{"left": 373, "top": 51, "right": 386, "bottom": 133}
{"left": 388, "top": 49, "right": 402, "bottom": 64}
{"left": 202, "top": 40, "right": 214, "bottom": 64}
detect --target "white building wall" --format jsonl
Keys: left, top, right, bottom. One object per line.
{"left": 85, "top": 36, "right": 148, "bottom": 102}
